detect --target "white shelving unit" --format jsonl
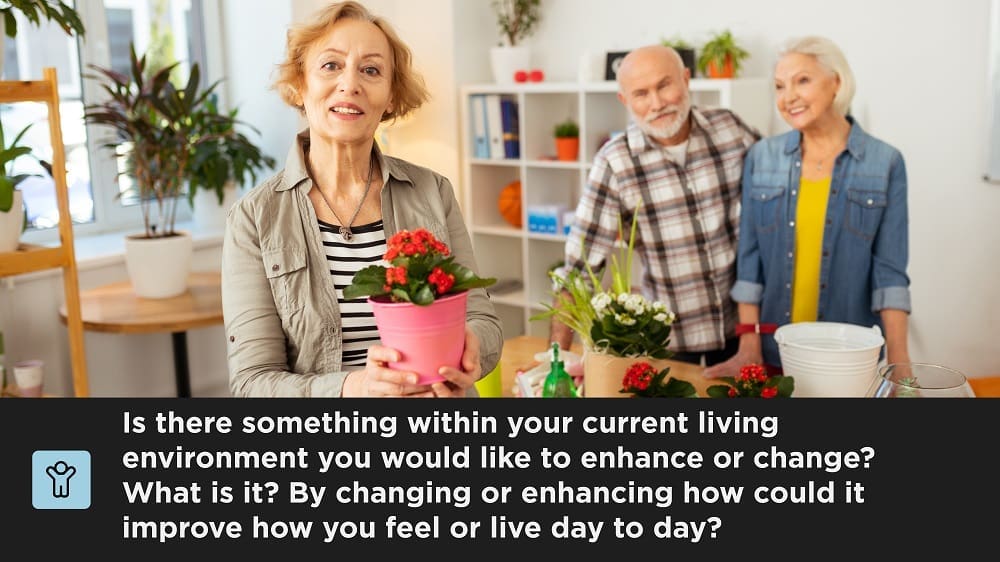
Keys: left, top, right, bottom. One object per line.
{"left": 459, "top": 79, "right": 772, "bottom": 339}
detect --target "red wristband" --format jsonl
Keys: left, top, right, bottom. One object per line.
{"left": 735, "top": 323, "right": 778, "bottom": 336}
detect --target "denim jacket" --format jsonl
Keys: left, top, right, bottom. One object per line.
{"left": 730, "top": 118, "right": 911, "bottom": 366}
{"left": 222, "top": 133, "right": 502, "bottom": 397}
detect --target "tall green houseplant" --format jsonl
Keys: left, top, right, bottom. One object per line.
{"left": 186, "top": 96, "right": 275, "bottom": 207}
{"left": 83, "top": 44, "right": 240, "bottom": 238}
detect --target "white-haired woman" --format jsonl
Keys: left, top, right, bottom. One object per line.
{"left": 706, "top": 36, "right": 911, "bottom": 377}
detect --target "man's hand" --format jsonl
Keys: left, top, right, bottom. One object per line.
{"left": 550, "top": 318, "right": 574, "bottom": 351}
{"left": 703, "top": 348, "right": 763, "bottom": 379}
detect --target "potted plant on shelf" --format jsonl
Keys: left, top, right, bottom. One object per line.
{"left": 661, "top": 36, "right": 697, "bottom": 77}
{"left": 83, "top": 44, "right": 239, "bottom": 298}
{"left": 343, "top": 228, "right": 496, "bottom": 384}
{"left": 553, "top": 118, "right": 579, "bottom": 162}
{"left": 490, "top": 0, "right": 542, "bottom": 84}
{"left": 698, "top": 29, "right": 750, "bottom": 79}
{"left": 186, "top": 97, "right": 275, "bottom": 229}
{"left": 0, "top": 120, "right": 35, "bottom": 252}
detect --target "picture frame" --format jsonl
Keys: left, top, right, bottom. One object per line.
{"left": 605, "top": 51, "right": 630, "bottom": 81}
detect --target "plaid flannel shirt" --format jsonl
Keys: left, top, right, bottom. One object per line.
{"left": 566, "top": 107, "right": 760, "bottom": 353}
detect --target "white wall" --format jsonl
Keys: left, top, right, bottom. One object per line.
{"left": 219, "top": 0, "right": 299, "bottom": 175}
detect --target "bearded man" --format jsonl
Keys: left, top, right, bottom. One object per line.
{"left": 551, "top": 44, "right": 760, "bottom": 367}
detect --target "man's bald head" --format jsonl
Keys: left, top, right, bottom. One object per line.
{"left": 615, "top": 44, "right": 692, "bottom": 145}
{"left": 617, "top": 45, "right": 686, "bottom": 92}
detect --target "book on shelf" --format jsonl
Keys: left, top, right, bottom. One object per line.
{"left": 500, "top": 98, "right": 520, "bottom": 159}
{"left": 469, "top": 94, "right": 490, "bottom": 159}
{"left": 484, "top": 93, "right": 505, "bottom": 158}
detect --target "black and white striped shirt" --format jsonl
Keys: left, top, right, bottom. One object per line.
{"left": 319, "top": 219, "right": 386, "bottom": 367}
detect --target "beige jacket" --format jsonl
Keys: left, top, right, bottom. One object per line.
{"left": 222, "top": 134, "right": 502, "bottom": 397}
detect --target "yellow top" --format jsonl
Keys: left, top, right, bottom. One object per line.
{"left": 792, "top": 177, "right": 832, "bottom": 323}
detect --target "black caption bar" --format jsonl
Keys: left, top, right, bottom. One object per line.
{"left": 1, "top": 398, "right": 997, "bottom": 557}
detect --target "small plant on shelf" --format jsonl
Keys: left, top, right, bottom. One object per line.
{"left": 553, "top": 118, "right": 579, "bottom": 138}
{"left": 698, "top": 29, "right": 750, "bottom": 78}
{"left": 553, "top": 118, "right": 579, "bottom": 161}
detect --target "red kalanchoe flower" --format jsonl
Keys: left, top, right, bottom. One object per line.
{"left": 623, "top": 362, "right": 656, "bottom": 391}
{"left": 428, "top": 267, "right": 455, "bottom": 295}
{"left": 385, "top": 266, "right": 408, "bottom": 286}
{"left": 707, "top": 362, "right": 795, "bottom": 398}
{"left": 344, "top": 228, "right": 496, "bottom": 306}
{"left": 739, "top": 364, "right": 767, "bottom": 383}
{"left": 620, "top": 361, "right": 697, "bottom": 398}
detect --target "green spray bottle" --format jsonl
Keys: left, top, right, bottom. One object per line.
{"left": 542, "top": 342, "right": 577, "bottom": 398}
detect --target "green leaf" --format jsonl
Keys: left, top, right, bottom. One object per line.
{"left": 706, "top": 385, "right": 732, "bottom": 398}
{"left": 412, "top": 285, "right": 435, "bottom": 306}
{"left": 775, "top": 376, "right": 795, "bottom": 397}
{"left": 660, "top": 377, "right": 698, "bottom": 398}
{"left": 0, "top": 176, "right": 13, "bottom": 212}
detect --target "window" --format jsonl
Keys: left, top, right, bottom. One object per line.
{"left": 2, "top": 0, "right": 212, "bottom": 241}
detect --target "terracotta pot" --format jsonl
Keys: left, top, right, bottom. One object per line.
{"left": 369, "top": 291, "right": 468, "bottom": 385}
{"left": 706, "top": 56, "right": 735, "bottom": 78}
{"left": 555, "top": 137, "right": 579, "bottom": 161}
{"left": 582, "top": 348, "right": 673, "bottom": 398}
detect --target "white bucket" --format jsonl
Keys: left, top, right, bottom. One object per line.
{"left": 774, "top": 322, "right": 884, "bottom": 397}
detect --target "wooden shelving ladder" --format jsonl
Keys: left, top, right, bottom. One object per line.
{"left": 0, "top": 68, "right": 88, "bottom": 397}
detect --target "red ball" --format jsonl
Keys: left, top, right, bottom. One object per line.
{"left": 514, "top": 70, "right": 529, "bottom": 83}
{"left": 529, "top": 69, "right": 544, "bottom": 82}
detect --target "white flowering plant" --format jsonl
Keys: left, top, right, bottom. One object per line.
{"left": 534, "top": 199, "right": 677, "bottom": 358}
{"left": 590, "top": 292, "right": 675, "bottom": 359}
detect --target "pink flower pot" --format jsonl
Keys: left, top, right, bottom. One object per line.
{"left": 368, "top": 291, "right": 468, "bottom": 385}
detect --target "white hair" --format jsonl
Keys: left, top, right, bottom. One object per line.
{"left": 777, "top": 36, "right": 856, "bottom": 116}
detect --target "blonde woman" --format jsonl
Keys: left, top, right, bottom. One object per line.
{"left": 707, "top": 36, "right": 910, "bottom": 377}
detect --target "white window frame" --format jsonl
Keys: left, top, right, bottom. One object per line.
{"left": 18, "top": 0, "right": 222, "bottom": 244}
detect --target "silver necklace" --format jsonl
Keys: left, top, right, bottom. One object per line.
{"left": 316, "top": 151, "right": 376, "bottom": 241}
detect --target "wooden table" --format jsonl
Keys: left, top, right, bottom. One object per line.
{"left": 500, "top": 335, "right": 715, "bottom": 397}
{"left": 58, "top": 272, "right": 223, "bottom": 397}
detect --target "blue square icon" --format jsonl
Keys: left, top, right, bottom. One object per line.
{"left": 32, "top": 450, "right": 91, "bottom": 510}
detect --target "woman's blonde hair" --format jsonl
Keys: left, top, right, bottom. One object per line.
{"left": 777, "top": 36, "right": 856, "bottom": 116}
{"left": 273, "top": 1, "right": 429, "bottom": 121}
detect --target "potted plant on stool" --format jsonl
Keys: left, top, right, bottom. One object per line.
{"left": 554, "top": 118, "right": 579, "bottom": 162}
{"left": 698, "top": 29, "right": 750, "bottom": 79}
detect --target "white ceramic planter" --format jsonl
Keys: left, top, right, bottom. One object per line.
{"left": 0, "top": 190, "right": 25, "bottom": 252}
{"left": 490, "top": 46, "right": 531, "bottom": 84}
{"left": 124, "top": 231, "right": 193, "bottom": 299}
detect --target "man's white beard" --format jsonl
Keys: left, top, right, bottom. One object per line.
{"left": 632, "top": 93, "right": 691, "bottom": 142}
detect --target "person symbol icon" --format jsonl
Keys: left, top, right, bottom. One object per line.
{"left": 45, "top": 461, "right": 77, "bottom": 498}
